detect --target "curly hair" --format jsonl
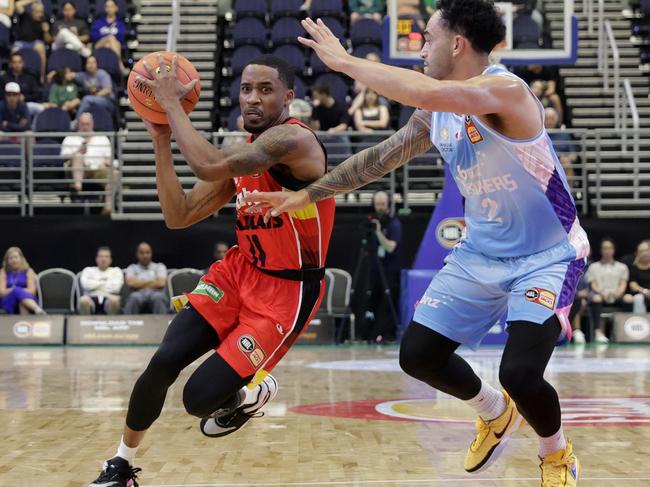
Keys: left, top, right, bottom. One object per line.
{"left": 437, "top": 0, "right": 506, "bottom": 54}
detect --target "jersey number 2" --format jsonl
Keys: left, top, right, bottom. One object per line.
{"left": 481, "top": 197, "right": 503, "bottom": 223}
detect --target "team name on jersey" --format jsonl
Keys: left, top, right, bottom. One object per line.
{"left": 236, "top": 214, "right": 284, "bottom": 231}
{"left": 235, "top": 187, "right": 261, "bottom": 213}
{"left": 455, "top": 163, "right": 518, "bottom": 197}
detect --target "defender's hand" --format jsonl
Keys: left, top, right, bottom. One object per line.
{"left": 298, "top": 18, "right": 352, "bottom": 73}
{"left": 243, "top": 189, "right": 311, "bottom": 223}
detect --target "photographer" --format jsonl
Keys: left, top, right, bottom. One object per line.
{"left": 362, "top": 190, "right": 402, "bottom": 343}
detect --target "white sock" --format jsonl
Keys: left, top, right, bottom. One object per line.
{"left": 463, "top": 380, "right": 507, "bottom": 421}
{"left": 539, "top": 426, "right": 567, "bottom": 458}
{"left": 115, "top": 436, "right": 138, "bottom": 465}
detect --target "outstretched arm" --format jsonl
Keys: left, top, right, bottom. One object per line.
{"left": 245, "top": 109, "right": 433, "bottom": 217}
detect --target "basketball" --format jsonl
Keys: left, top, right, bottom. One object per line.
{"left": 127, "top": 51, "right": 201, "bottom": 124}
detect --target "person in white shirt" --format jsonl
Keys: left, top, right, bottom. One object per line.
{"left": 60, "top": 111, "right": 113, "bottom": 215}
{"left": 586, "top": 237, "right": 633, "bottom": 343}
{"left": 79, "top": 246, "right": 124, "bottom": 314}
{"left": 123, "top": 242, "right": 168, "bottom": 314}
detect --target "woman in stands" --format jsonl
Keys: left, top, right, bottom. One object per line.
{"left": 91, "top": 0, "right": 128, "bottom": 75}
{"left": 0, "top": 247, "right": 44, "bottom": 315}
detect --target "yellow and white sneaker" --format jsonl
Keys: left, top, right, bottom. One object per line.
{"left": 464, "top": 390, "right": 525, "bottom": 473}
{"left": 540, "top": 440, "right": 580, "bottom": 486}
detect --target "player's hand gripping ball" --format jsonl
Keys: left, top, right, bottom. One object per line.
{"left": 127, "top": 51, "right": 201, "bottom": 124}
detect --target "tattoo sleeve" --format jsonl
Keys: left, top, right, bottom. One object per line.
{"left": 305, "top": 109, "right": 433, "bottom": 202}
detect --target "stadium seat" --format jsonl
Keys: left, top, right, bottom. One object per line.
{"left": 230, "top": 45, "right": 263, "bottom": 75}
{"left": 232, "top": 17, "right": 268, "bottom": 47}
{"left": 324, "top": 268, "right": 354, "bottom": 339}
{"left": 398, "top": 105, "right": 415, "bottom": 127}
{"left": 167, "top": 268, "right": 203, "bottom": 309}
{"left": 32, "top": 139, "right": 64, "bottom": 167}
{"left": 17, "top": 48, "right": 42, "bottom": 78}
{"left": 513, "top": 13, "right": 541, "bottom": 48}
{"left": 0, "top": 142, "right": 22, "bottom": 167}
{"left": 0, "top": 24, "right": 10, "bottom": 52}
{"left": 349, "top": 18, "right": 382, "bottom": 47}
{"left": 309, "top": 50, "right": 328, "bottom": 75}
{"left": 232, "top": 0, "right": 267, "bottom": 20}
{"left": 47, "top": 48, "right": 83, "bottom": 73}
{"left": 270, "top": 17, "right": 303, "bottom": 46}
{"left": 228, "top": 75, "right": 242, "bottom": 102}
{"left": 36, "top": 268, "right": 78, "bottom": 314}
{"left": 310, "top": 0, "right": 344, "bottom": 19}
{"left": 293, "top": 76, "right": 305, "bottom": 99}
{"left": 270, "top": 0, "right": 302, "bottom": 20}
{"left": 227, "top": 106, "right": 241, "bottom": 130}
{"left": 272, "top": 45, "right": 305, "bottom": 73}
{"left": 352, "top": 43, "right": 381, "bottom": 59}
{"left": 320, "top": 17, "right": 345, "bottom": 40}
{"left": 34, "top": 108, "right": 72, "bottom": 133}
{"left": 94, "top": 47, "right": 122, "bottom": 81}
{"left": 84, "top": 105, "right": 115, "bottom": 131}
{"left": 72, "top": 0, "right": 91, "bottom": 19}
{"left": 314, "top": 73, "right": 349, "bottom": 105}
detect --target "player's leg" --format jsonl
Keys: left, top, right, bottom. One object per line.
{"left": 88, "top": 304, "right": 220, "bottom": 487}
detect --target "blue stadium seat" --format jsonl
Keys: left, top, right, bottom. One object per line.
{"left": 310, "top": 0, "right": 344, "bottom": 19}
{"left": 313, "top": 73, "right": 348, "bottom": 105}
{"left": 72, "top": 0, "right": 91, "bottom": 19}
{"left": 309, "top": 50, "right": 328, "bottom": 75}
{"left": 270, "top": 17, "right": 303, "bottom": 46}
{"left": 513, "top": 13, "right": 541, "bottom": 48}
{"left": 232, "top": 17, "right": 268, "bottom": 47}
{"left": 349, "top": 18, "right": 382, "bottom": 47}
{"left": 32, "top": 139, "right": 64, "bottom": 167}
{"left": 233, "top": 0, "right": 267, "bottom": 20}
{"left": 230, "top": 45, "right": 263, "bottom": 75}
{"left": 398, "top": 105, "right": 415, "bottom": 127}
{"left": 34, "top": 108, "right": 72, "bottom": 133}
{"left": 0, "top": 24, "right": 10, "bottom": 51}
{"left": 293, "top": 76, "right": 305, "bottom": 99}
{"left": 271, "top": 45, "right": 305, "bottom": 73}
{"left": 228, "top": 75, "right": 242, "bottom": 102}
{"left": 270, "top": 0, "right": 302, "bottom": 20}
{"left": 47, "top": 48, "right": 82, "bottom": 73}
{"left": 0, "top": 142, "right": 22, "bottom": 167}
{"left": 94, "top": 47, "right": 122, "bottom": 80}
{"left": 320, "top": 17, "right": 345, "bottom": 40}
{"left": 227, "top": 106, "right": 241, "bottom": 131}
{"left": 17, "top": 48, "right": 42, "bottom": 78}
{"left": 352, "top": 43, "right": 381, "bottom": 59}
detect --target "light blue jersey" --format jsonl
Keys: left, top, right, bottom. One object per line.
{"left": 430, "top": 65, "right": 589, "bottom": 261}
{"left": 412, "top": 66, "right": 589, "bottom": 347}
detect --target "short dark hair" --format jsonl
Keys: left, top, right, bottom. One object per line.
{"left": 10, "top": 53, "right": 22, "bottom": 61}
{"left": 246, "top": 55, "right": 294, "bottom": 89}
{"left": 601, "top": 237, "right": 616, "bottom": 247}
{"left": 437, "top": 0, "right": 505, "bottom": 54}
{"left": 97, "top": 246, "right": 111, "bottom": 255}
{"left": 312, "top": 83, "right": 330, "bottom": 96}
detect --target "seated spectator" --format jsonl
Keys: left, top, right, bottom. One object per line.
{"left": 620, "top": 239, "right": 650, "bottom": 268}
{"left": 628, "top": 250, "right": 650, "bottom": 314}
{"left": 79, "top": 246, "right": 123, "bottom": 315}
{"left": 586, "top": 238, "right": 633, "bottom": 343}
{"left": 352, "top": 88, "right": 390, "bottom": 133}
{"left": 513, "top": 64, "right": 560, "bottom": 95}
{"left": 91, "top": 0, "right": 129, "bottom": 75}
{"left": 61, "top": 112, "right": 113, "bottom": 214}
{"left": 310, "top": 84, "right": 349, "bottom": 133}
{"left": 289, "top": 98, "right": 313, "bottom": 125}
{"left": 123, "top": 242, "right": 168, "bottom": 314}
{"left": 545, "top": 107, "right": 577, "bottom": 185}
{"left": 0, "top": 82, "right": 29, "bottom": 133}
{"left": 221, "top": 114, "right": 248, "bottom": 148}
{"left": 0, "top": 53, "right": 44, "bottom": 120}
{"left": 0, "top": 0, "right": 14, "bottom": 29}
{"left": 46, "top": 67, "right": 81, "bottom": 114}
{"left": 349, "top": 0, "right": 385, "bottom": 24}
{"left": 0, "top": 246, "right": 44, "bottom": 315}
{"left": 349, "top": 53, "right": 389, "bottom": 116}
{"left": 75, "top": 56, "right": 115, "bottom": 117}
{"left": 52, "top": 1, "right": 91, "bottom": 58}
{"left": 205, "top": 241, "right": 229, "bottom": 273}
{"left": 568, "top": 273, "right": 589, "bottom": 344}
{"left": 531, "top": 79, "right": 563, "bottom": 123}
{"left": 12, "top": 0, "right": 52, "bottom": 82}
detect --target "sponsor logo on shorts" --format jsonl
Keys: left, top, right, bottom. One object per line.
{"left": 276, "top": 323, "right": 285, "bottom": 335}
{"left": 238, "top": 334, "right": 266, "bottom": 368}
{"left": 192, "top": 281, "right": 224, "bottom": 304}
{"left": 435, "top": 218, "right": 465, "bottom": 249}
{"left": 418, "top": 295, "right": 441, "bottom": 309}
{"left": 525, "top": 288, "right": 556, "bottom": 310}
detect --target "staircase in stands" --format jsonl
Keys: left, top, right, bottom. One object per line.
{"left": 546, "top": 0, "right": 650, "bottom": 216}
{"left": 116, "top": 0, "right": 219, "bottom": 218}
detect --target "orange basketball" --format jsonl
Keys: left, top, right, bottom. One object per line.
{"left": 127, "top": 51, "right": 201, "bottom": 124}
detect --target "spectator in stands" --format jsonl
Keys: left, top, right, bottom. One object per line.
{"left": 0, "top": 82, "right": 29, "bottom": 133}
{"left": 0, "top": 53, "right": 44, "bottom": 119}
{"left": 91, "top": 0, "right": 129, "bottom": 75}
{"left": 545, "top": 107, "right": 577, "bottom": 185}
{"left": 61, "top": 112, "right": 113, "bottom": 214}
{"left": 0, "top": 246, "right": 44, "bottom": 315}
{"left": 628, "top": 249, "right": 650, "bottom": 313}
{"left": 586, "top": 238, "right": 633, "bottom": 343}
{"left": 289, "top": 98, "right": 313, "bottom": 125}
{"left": 123, "top": 242, "right": 168, "bottom": 314}
{"left": 221, "top": 114, "right": 247, "bottom": 148}
{"left": 214, "top": 242, "right": 229, "bottom": 261}
{"left": 349, "top": 0, "right": 385, "bottom": 25}
{"left": 74, "top": 56, "right": 114, "bottom": 117}
{"left": 46, "top": 67, "right": 80, "bottom": 114}
{"left": 310, "top": 84, "right": 349, "bottom": 133}
{"left": 568, "top": 273, "right": 589, "bottom": 344}
{"left": 352, "top": 88, "right": 390, "bottom": 133}
{"left": 0, "top": 0, "right": 14, "bottom": 29}
{"left": 52, "top": 1, "right": 91, "bottom": 58}
{"left": 620, "top": 239, "right": 650, "bottom": 268}
{"left": 12, "top": 0, "right": 52, "bottom": 82}
{"left": 348, "top": 52, "right": 390, "bottom": 116}
{"left": 79, "top": 246, "right": 123, "bottom": 315}
{"left": 513, "top": 64, "right": 560, "bottom": 96}
{"left": 531, "top": 79, "right": 563, "bottom": 123}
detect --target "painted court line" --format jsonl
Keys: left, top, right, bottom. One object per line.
{"left": 143, "top": 477, "right": 650, "bottom": 486}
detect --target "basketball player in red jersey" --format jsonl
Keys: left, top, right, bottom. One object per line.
{"left": 88, "top": 55, "right": 334, "bottom": 487}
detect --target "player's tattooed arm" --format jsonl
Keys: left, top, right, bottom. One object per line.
{"left": 306, "top": 109, "right": 433, "bottom": 201}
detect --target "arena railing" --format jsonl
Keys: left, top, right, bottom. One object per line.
{"left": 0, "top": 136, "right": 27, "bottom": 216}
{"left": 599, "top": 18, "right": 622, "bottom": 130}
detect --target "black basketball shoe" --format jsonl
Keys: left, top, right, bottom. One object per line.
{"left": 88, "top": 456, "right": 142, "bottom": 487}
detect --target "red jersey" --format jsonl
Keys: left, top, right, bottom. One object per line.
{"left": 234, "top": 118, "right": 335, "bottom": 273}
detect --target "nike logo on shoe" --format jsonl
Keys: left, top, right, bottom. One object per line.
{"left": 493, "top": 410, "right": 514, "bottom": 439}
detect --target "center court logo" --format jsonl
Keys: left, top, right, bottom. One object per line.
{"left": 435, "top": 218, "right": 465, "bottom": 249}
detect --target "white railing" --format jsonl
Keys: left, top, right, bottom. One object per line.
{"left": 622, "top": 79, "right": 641, "bottom": 199}
{"left": 599, "top": 20, "right": 622, "bottom": 129}
{"left": 583, "top": 0, "right": 596, "bottom": 36}
{"left": 166, "top": 0, "right": 181, "bottom": 52}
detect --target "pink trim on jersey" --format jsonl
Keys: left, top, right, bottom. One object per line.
{"left": 556, "top": 305, "right": 573, "bottom": 341}
{"left": 568, "top": 219, "right": 590, "bottom": 259}
{"left": 516, "top": 137, "right": 555, "bottom": 191}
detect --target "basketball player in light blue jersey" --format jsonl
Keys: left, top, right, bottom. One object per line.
{"left": 247, "top": 1, "right": 587, "bottom": 485}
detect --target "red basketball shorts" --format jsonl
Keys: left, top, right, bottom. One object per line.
{"left": 187, "top": 247, "right": 324, "bottom": 379}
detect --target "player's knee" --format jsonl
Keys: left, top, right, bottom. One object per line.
{"left": 399, "top": 322, "right": 447, "bottom": 379}
{"left": 182, "top": 377, "right": 218, "bottom": 418}
{"left": 499, "top": 362, "right": 541, "bottom": 399}
{"left": 146, "top": 345, "right": 185, "bottom": 384}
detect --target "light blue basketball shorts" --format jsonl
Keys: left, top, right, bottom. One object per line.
{"left": 412, "top": 242, "right": 586, "bottom": 349}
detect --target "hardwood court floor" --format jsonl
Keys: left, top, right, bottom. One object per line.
{"left": 1, "top": 344, "right": 650, "bottom": 487}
